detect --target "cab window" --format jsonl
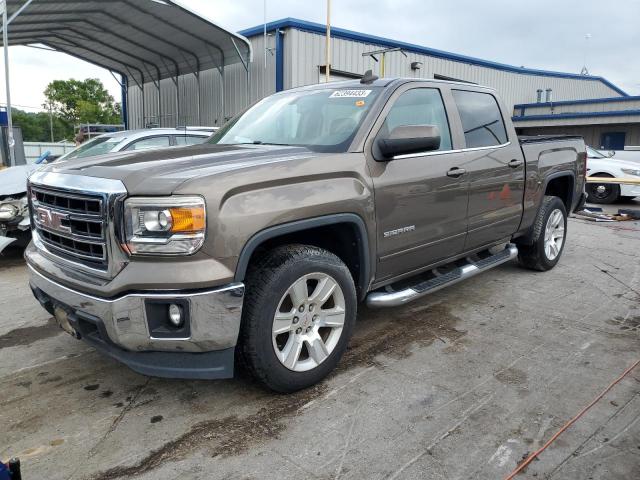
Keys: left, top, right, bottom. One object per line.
{"left": 452, "top": 90, "right": 508, "bottom": 148}
{"left": 380, "top": 88, "right": 452, "bottom": 152}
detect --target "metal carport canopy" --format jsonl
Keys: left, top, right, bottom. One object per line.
{"left": 3, "top": 0, "right": 252, "bottom": 86}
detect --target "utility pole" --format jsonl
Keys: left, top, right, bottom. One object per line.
{"left": 48, "top": 101, "right": 54, "bottom": 142}
{"left": 581, "top": 33, "right": 591, "bottom": 75}
{"left": 1, "top": 0, "right": 15, "bottom": 166}
{"left": 325, "top": 0, "right": 331, "bottom": 83}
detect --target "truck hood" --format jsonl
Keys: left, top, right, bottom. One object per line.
{"left": 0, "top": 164, "right": 38, "bottom": 197}
{"left": 38, "top": 144, "right": 316, "bottom": 194}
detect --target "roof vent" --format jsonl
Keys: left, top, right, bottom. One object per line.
{"left": 360, "top": 69, "right": 379, "bottom": 84}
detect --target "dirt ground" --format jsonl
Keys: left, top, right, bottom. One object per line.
{"left": 1, "top": 205, "right": 639, "bottom": 479}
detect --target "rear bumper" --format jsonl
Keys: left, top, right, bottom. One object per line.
{"left": 29, "top": 266, "right": 244, "bottom": 380}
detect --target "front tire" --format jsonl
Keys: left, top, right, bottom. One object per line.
{"left": 518, "top": 196, "right": 567, "bottom": 271}
{"left": 586, "top": 173, "right": 620, "bottom": 204}
{"left": 238, "top": 245, "right": 357, "bottom": 393}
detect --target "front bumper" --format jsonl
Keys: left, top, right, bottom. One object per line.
{"left": 29, "top": 266, "right": 245, "bottom": 380}
{"left": 620, "top": 184, "right": 640, "bottom": 198}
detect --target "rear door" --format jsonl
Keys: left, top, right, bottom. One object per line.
{"left": 365, "top": 84, "right": 469, "bottom": 282}
{"left": 450, "top": 89, "right": 525, "bottom": 251}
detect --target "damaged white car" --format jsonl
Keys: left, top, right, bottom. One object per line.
{"left": 0, "top": 164, "right": 37, "bottom": 253}
{"left": 0, "top": 127, "right": 216, "bottom": 254}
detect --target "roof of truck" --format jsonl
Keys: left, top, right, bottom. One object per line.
{"left": 288, "top": 77, "right": 496, "bottom": 93}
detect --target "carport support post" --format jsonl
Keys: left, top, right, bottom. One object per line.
{"left": 2, "top": 3, "right": 15, "bottom": 166}
{"left": 195, "top": 71, "right": 201, "bottom": 125}
{"left": 174, "top": 75, "right": 179, "bottom": 127}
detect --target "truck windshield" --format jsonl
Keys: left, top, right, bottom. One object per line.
{"left": 208, "top": 87, "right": 381, "bottom": 153}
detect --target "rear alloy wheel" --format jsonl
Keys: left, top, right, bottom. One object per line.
{"left": 586, "top": 173, "right": 620, "bottom": 204}
{"left": 238, "top": 245, "right": 356, "bottom": 393}
{"left": 518, "top": 195, "right": 567, "bottom": 271}
{"left": 543, "top": 209, "right": 565, "bottom": 261}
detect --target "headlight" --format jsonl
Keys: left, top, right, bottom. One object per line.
{"left": 621, "top": 168, "right": 640, "bottom": 177}
{"left": 124, "top": 196, "right": 206, "bottom": 255}
{"left": 0, "top": 204, "right": 19, "bottom": 221}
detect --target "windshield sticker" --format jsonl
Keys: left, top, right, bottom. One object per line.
{"left": 329, "top": 90, "right": 372, "bottom": 98}
{"left": 355, "top": 100, "right": 366, "bottom": 107}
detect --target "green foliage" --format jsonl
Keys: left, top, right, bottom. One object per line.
{"left": 11, "top": 78, "right": 122, "bottom": 142}
{"left": 11, "top": 109, "right": 70, "bottom": 142}
{"left": 44, "top": 78, "right": 122, "bottom": 126}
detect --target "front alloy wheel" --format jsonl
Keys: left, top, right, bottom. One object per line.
{"left": 272, "top": 273, "right": 346, "bottom": 372}
{"left": 238, "top": 245, "right": 357, "bottom": 393}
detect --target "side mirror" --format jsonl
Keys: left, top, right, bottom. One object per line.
{"left": 376, "top": 125, "right": 441, "bottom": 159}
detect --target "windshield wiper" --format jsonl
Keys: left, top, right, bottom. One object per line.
{"left": 235, "top": 140, "right": 291, "bottom": 146}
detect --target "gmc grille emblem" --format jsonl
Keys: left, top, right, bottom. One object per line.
{"left": 36, "top": 207, "right": 71, "bottom": 234}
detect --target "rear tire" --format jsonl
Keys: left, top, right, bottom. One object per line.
{"left": 238, "top": 245, "right": 357, "bottom": 393}
{"left": 518, "top": 196, "right": 567, "bottom": 272}
{"left": 586, "top": 173, "right": 620, "bottom": 204}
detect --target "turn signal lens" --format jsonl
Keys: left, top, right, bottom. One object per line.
{"left": 169, "top": 206, "right": 206, "bottom": 232}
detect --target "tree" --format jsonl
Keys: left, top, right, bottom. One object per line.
{"left": 11, "top": 109, "right": 69, "bottom": 142}
{"left": 44, "top": 78, "right": 122, "bottom": 131}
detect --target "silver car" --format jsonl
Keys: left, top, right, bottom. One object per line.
{"left": 0, "top": 127, "right": 216, "bottom": 253}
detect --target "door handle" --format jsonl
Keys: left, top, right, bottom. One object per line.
{"left": 446, "top": 167, "right": 466, "bottom": 178}
{"left": 509, "top": 159, "right": 524, "bottom": 168}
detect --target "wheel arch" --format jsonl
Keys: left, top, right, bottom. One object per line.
{"left": 234, "top": 214, "right": 371, "bottom": 301}
{"left": 542, "top": 171, "right": 576, "bottom": 211}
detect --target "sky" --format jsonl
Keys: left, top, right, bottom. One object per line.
{"left": 2, "top": 0, "right": 639, "bottom": 112}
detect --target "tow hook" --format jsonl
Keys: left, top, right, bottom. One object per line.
{"left": 53, "top": 306, "right": 79, "bottom": 339}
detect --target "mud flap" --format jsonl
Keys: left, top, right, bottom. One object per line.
{"left": 0, "top": 236, "right": 16, "bottom": 254}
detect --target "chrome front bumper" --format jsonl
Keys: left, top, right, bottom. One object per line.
{"left": 29, "top": 266, "right": 245, "bottom": 379}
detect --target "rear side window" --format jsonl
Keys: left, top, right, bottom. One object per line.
{"left": 452, "top": 90, "right": 508, "bottom": 148}
{"left": 381, "top": 88, "right": 452, "bottom": 151}
{"left": 175, "top": 135, "right": 207, "bottom": 146}
{"left": 124, "top": 136, "right": 171, "bottom": 151}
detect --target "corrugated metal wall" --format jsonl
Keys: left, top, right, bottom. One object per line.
{"left": 517, "top": 124, "right": 640, "bottom": 148}
{"left": 127, "top": 27, "right": 622, "bottom": 128}
{"left": 515, "top": 99, "right": 640, "bottom": 117}
{"left": 127, "top": 33, "right": 276, "bottom": 128}
{"left": 285, "top": 29, "right": 621, "bottom": 108}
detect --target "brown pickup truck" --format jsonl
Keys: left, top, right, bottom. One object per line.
{"left": 26, "top": 75, "right": 587, "bottom": 392}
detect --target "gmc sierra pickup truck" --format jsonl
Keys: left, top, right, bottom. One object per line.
{"left": 26, "top": 75, "right": 587, "bottom": 392}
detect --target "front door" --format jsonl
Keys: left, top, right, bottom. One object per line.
{"left": 367, "top": 86, "right": 469, "bottom": 282}
{"left": 450, "top": 89, "right": 525, "bottom": 251}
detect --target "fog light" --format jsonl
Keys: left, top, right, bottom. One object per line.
{"left": 168, "top": 304, "right": 183, "bottom": 327}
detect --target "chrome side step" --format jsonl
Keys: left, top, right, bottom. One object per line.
{"left": 366, "top": 243, "right": 518, "bottom": 308}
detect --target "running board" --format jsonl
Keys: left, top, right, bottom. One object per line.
{"left": 366, "top": 243, "right": 519, "bottom": 308}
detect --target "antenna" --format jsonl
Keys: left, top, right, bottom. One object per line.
{"left": 360, "top": 70, "right": 379, "bottom": 84}
{"left": 581, "top": 33, "right": 592, "bottom": 75}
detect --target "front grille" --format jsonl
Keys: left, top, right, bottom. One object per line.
{"left": 33, "top": 189, "right": 102, "bottom": 215}
{"left": 31, "top": 186, "right": 108, "bottom": 270}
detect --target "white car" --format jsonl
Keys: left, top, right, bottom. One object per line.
{"left": 0, "top": 127, "right": 216, "bottom": 253}
{"left": 59, "top": 127, "right": 215, "bottom": 161}
{"left": 586, "top": 146, "right": 640, "bottom": 204}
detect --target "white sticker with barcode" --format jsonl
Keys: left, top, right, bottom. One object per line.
{"left": 329, "top": 90, "right": 372, "bottom": 98}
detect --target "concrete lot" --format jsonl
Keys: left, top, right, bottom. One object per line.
{"left": 1, "top": 203, "right": 639, "bottom": 480}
